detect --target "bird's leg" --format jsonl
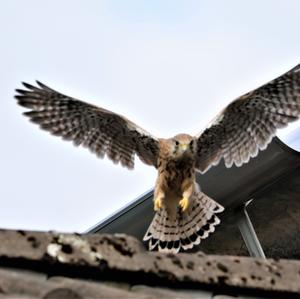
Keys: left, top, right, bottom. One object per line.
{"left": 179, "top": 180, "right": 194, "bottom": 212}
{"left": 154, "top": 189, "right": 165, "bottom": 211}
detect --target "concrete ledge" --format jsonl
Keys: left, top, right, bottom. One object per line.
{"left": 0, "top": 229, "right": 299, "bottom": 298}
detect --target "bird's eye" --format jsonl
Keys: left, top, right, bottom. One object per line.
{"left": 189, "top": 140, "right": 194, "bottom": 146}
{"left": 175, "top": 141, "right": 179, "bottom": 146}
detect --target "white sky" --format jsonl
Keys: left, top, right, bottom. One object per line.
{"left": 0, "top": 0, "right": 299, "bottom": 232}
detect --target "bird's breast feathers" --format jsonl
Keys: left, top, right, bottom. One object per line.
{"left": 157, "top": 156, "right": 195, "bottom": 192}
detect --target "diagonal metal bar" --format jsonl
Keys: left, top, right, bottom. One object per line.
{"left": 236, "top": 201, "right": 266, "bottom": 259}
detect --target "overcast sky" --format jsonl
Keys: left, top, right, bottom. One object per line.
{"left": 0, "top": 0, "right": 299, "bottom": 233}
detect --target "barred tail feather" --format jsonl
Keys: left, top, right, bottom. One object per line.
{"left": 143, "top": 191, "right": 224, "bottom": 253}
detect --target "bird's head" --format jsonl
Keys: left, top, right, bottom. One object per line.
{"left": 171, "top": 134, "right": 196, "bottom": 159}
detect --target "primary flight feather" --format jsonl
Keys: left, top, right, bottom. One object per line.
{"left": 15, "top": 64, "right": 300, "bottom": 253}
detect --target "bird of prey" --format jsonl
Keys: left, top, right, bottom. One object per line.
{"left": 15, "top": 64, "right": 300, "bottom": 253}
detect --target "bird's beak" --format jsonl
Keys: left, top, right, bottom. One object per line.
{"left": 180, "top": 144, "right": 188, "bottom": 151}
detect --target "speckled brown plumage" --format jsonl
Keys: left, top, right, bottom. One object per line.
{"left": 15, "top": 63, "right": 300, "bottom": 253}
{"left": 196, "top": 64, "right": 300, "bottom": 172}
{"left": 16, "top": 81, "right": 159, "bottom": 169}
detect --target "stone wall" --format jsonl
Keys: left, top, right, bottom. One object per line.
{"left": 0, "top": 229, "right": 299, "bottom": 298}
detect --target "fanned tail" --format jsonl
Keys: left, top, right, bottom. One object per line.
{"left": 143, "top": 191, "right": 224, "bottom": 253}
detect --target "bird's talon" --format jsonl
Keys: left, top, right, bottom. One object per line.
{"left": 154, "top": 198, "right": 162, "bottom": 211}
{"left": 179, "top": 197, "right": 189, "bottom": 212}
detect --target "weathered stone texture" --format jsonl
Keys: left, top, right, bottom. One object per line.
{"left": 0, "top": 229, "right": 299, "bottom": 298}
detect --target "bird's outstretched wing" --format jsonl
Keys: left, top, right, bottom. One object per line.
{"left": 196, "top": 64, "right": 300, "bottom": 173}
{"left": 15, "top": 81, "right": 159, "bottom": 169}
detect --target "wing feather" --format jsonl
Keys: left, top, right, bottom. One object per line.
{"left": 196, "top": 64, "right": 300, "bottom": 172}
{"left": 16, "top": 82, "right": 159, "bottom": 169}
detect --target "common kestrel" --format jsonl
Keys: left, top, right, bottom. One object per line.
{"left": 15, "top": 64, "right": 300, "bottom": 253}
